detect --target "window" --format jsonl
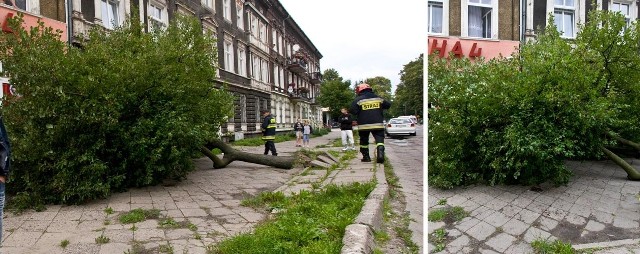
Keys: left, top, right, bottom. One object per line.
{"left": 258, "top": 22, "right": 264, "bottom": 42}
{"left": 224, "top": 40, "right": 234, "bottom": 72}
{"left": 238, "top": 47, "right": 246, "bottom": 76}
{"left": 149, "top": 3, "right": 165, "bottom": 30}
{"left": 612, "top": 2, "right": 631, "bottom": 28}
{"left": 554, "top": 0, "right": 575, "bottom": 38}
{"left": 272, "top": 30, "right": 277, "bottom": 50}
{"left": 223, "top": 0, "right": 231, "bottom": 21}
{"left": 428, "top": 1, "right": 444, "bottom": 34}
{"left": 250, "top": 15, "right": 257, "bottom": 36}
{"left": 252, "top": 55, "right": 259, "bottom": 79}
{"left": 201, "top": 0, "right": 213, "bottom": 10}
{"left": 240, "top": 95, "right": 246, "bottom": 124}
{"left": 237, "top": 4, "right": 244, "bottom": 30}
{"left": 468, "top": 0, "right": 492, "bottom": 38}
{"left": 13, "top": 0, "right": 27, "bottom": 11}
{"left": 101, "top": 0, "right": 119, "bottom": 29}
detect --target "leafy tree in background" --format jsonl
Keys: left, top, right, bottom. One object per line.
{"left": 363, "top": 76, "right": 393, "bottom": 103}
{"left": 392, "top": 54, "right": 423, "bottom": 118}
{"left": 317, "top": 69, "right": 354, "bottom": 120}
{"left": 0, "top": 14, "right": 234, "bottom": 206}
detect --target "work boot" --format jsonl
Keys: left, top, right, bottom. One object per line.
{"left": 360, "top": 148, "right": 371, "bottom": 162}
{"left": 376, "top": 145, "right": 385, "bottom": 163}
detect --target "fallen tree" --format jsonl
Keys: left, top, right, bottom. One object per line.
{"left": 428, "top": 10, "right": 640, "bottom": 188}
{"left": 200, "top": 139, "right": 294, "bottom": 169}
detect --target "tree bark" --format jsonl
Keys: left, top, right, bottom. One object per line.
{"left": 200, "top": 139, "right": 294, "bottom": 169}
{"left": 606, "top": 131, "right": 640, "bottom": 151}
{"left": 600, "top": 146, "right": 640, "bottom": 180}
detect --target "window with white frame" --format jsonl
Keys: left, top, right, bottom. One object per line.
{"left": 554, "top": 0, "right": 575, "bottom": 38}
{"left": 250, "top": 15, "right": 257, "bottom": 35}
{"left": 148, "top": 3, "right": 166, "bottom": 30}
{"left": 468, "top": 0, "right": 492, "bottom": 38}
{"left": 252, "top": 55, "right": 259, "bottom": 79}
{"left": 224, "top": 40, "right": 234, "bottom": 72}
{"left": 101, "top": 0, "right": 120, "bottom": 29}
{"left": 238, "top": 47, "right": 246, "bottom": 76}
{"left": 223, "top": 0, "right": 231, "bottom": 21}
{"left": 272, "top": 30, "right": 277, "bottom": 50}
{"left": 612, "top": 2, "right": 631, "bottom": 27}
{"left": 261, "top": 59, "right": 268, "bottom": 82}
{"left": 240, "top": 95, "right": 246, "bottom": 123}
{"left": 428, "top": 0, "right": 444, "bottom": 34}
{"left": 258, "top": 22, "right": 264, "bottom": 42}
{"left": 201, "top": 0, "right": 213, "bottom": 10}
{"left": 237, "top": 4, "right": 244, "bottom": 30}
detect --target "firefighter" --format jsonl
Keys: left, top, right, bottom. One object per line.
{"left": 350, "top": 83, "right": 391, "bottom": 163}
{"left": 261, "top": 110, "right": 277, "bottom": 156}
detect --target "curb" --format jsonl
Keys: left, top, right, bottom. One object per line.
{"left": 573, "top": 238, "right": 640, "bottom": 250}
{"left": 340, "top": 163, "right": 388, "bottom": 254}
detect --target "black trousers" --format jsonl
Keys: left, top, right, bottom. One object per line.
{"left": 358, "top": 129, "right": 385, "bottom": 148}
{"left": 264, "top": 140, "right": 277, "bottom": 155}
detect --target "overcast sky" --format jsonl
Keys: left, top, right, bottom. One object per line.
{"left": 278, "top": 0, "right": 426, "bottom": 93}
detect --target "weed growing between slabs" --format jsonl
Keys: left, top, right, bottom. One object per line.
{"left": 213, "top": 182, "right": 375, "bottom": 254}
{"left": 531, "top": 238, "right": 576, "bottom": 254}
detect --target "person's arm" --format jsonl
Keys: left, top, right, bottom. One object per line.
{"left": 382, "top": 99, "right": 391, "bottom": 110}
{"left": 350, "top": 100, "right": 360, "bottom": 117}
{"left": 261, "top": 116, "right": 268, "bottom": 131}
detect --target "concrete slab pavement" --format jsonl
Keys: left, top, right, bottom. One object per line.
{"left": 429, "top": 159, "right": 640, "bottom": 253}
{"left": 0, "top": 128, "right": 387, "bottom": 254}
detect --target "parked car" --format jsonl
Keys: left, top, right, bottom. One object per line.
{"left": 331, "top": 122, "right": 340, "bottom": 128}
{"left": 385, "top": 118, "right": 416, "bottom": 136}
{"left": 397, "top": 115, "right": 418, "bottom": 124}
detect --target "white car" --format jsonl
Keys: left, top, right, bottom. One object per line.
{"left": 385, "top": 118, "right": 417, "bottom": 136}
{"left": 397, "top": 115, "right": 418, "bottom": 124}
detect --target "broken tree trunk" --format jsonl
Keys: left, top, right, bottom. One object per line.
{"left": 600, "top": 146, "right": 640, "bottom": 180}
{"left": 606, "top": 131, "right": 640, "bottom": 151}
{"left": 200, "top": 139, "right": 294, "bottom": 169}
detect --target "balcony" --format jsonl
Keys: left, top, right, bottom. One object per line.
{"left": 289, "top": 91, "right": 311, "bottom": 103}
{"left": 310, "top": 72, "right": 322, "bottom": 84}
{"left": 310, "top": 97, "right": 320, "bottom": 105}
{"left": 287, "top": 57, "right": 308, "bottom": 75}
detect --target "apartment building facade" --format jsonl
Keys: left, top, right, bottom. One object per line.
{"left": 69, "top": 0, "right": 323, "bottom": 138}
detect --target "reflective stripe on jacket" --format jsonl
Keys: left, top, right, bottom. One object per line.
{"left": 350, "top": 90, "right": 391, "bottom": 130}
{"left": 261, "top": 115, "right": 276, "bottom": 139}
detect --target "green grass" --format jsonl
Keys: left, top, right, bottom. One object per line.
{"left": 241, "top": 191, "right": 286, "bottom": 208}
{"left": 59, "top": 239, "right": 70, "bottom": 248}
{"left": 95, "top": 235, "right": 110, "bottom": 244}
{"left": 159, "top": 243, "right": 174, "bottom": 254}
{"left": 429, "top": 228, "right": 447, "bottom": 253}
{"left": 104, "top": 207, "right": 114, "bottom": 215}
{"left": 427, "top": 206, "right": 469, "bottom": 222}
{"left": 437, "top": 199, "right": 447, "bottom": 206}
{"left": 158, "top": 218, "right": 180, "bottom": 228}
{"left": 231, "top": 132, "right": 297, "bottom": 146}
{"left": 531, "top": 239, "right": 576, "bottom": 254}
{"left": 119, "top": 208, "right": 161, "bottom": 224}
{"left": 212, "top": 182, "right": 376, "bottom": 254}
{"left": 428, "top": 209, "right": 447, "bottom": 222}
{"left": 374, "top": 230, "right": 390, "bottom": 244}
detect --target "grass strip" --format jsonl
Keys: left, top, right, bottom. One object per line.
{"left": 212, "top": 182, "right": 375, "bottom": 254}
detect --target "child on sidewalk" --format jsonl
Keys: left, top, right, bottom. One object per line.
{"left": 303, "top": 120, "right": 312, "bottom": 148}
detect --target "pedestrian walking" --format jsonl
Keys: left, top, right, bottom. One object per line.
{"left": 338, "top": 107, "right": 356, "bottom": 151}
{"left": 294, "top": 119, "right": 304, "bottom": 147}
{"left": 0, "top": 116, "right": 10, "bottom": 243}
{"left": 303, "top": 120, "right": 312, "bottom": 148}
{"left": 350, "top": 83, "right": 391, "bottom": 163}
{"left": 261, "top": 110, "right": 277, "bottom": 156}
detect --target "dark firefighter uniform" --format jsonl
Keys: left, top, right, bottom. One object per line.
{"left": 350, "top": 84, "right": 391, "bottom": 163}
{"left": 261, "top": 111, "right": 278, "bottom": 156}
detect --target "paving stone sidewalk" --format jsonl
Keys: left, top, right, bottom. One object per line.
{"left": 428, "top": 159, "right": 640, "bottom": 254}
{"left": 0, "top": 129, "right": 366, "bottom": 254}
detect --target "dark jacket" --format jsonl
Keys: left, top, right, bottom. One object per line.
{"left": 350, "top": 90, "right": 391, "bottom": 130}
{"left": 261, "top": 114, "right": 277, "bottom": 140}
{"left": 0, "top": 117, "right": 10, "bottom": 178}
{"left": 338, "top": 113, "right": 353, "bottom": 130}
{"left": 294, "top": 122, "right": 304, "bottom": 132}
